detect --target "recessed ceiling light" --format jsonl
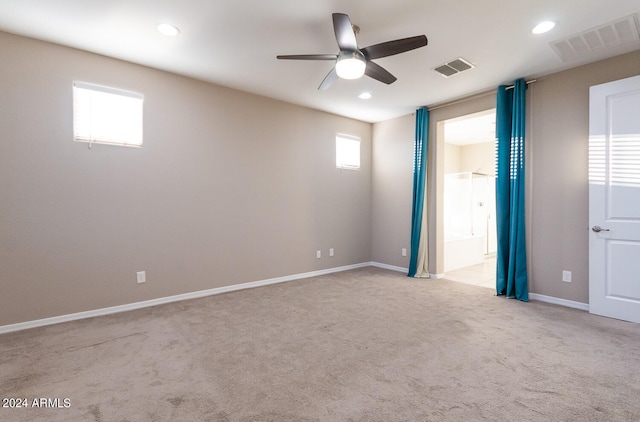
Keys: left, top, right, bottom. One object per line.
{"left": 532, "top": 21, "right": 556, "bottom": 35}
{"left": 358, "top": 92, "right": 372, "bottom": 100}
{"left": 157, "top": 23, "right": 180, "bottom": 36}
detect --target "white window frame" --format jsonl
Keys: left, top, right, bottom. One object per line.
{"left": 336, "top": 134, "right": 361, "bottom": 170}
{"left": 73, "top": 81, "right": 144, "bottom": 147}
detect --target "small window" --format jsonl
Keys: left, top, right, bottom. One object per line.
{"left": 336, "top": 134, "right": 360, "bottom": 170}
{"left": 73, "top": 82, "right": 143, "bottom": 147}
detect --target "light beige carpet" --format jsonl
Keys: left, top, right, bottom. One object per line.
{"left": 2, "top": 267, "right": 640, "bottom": 421}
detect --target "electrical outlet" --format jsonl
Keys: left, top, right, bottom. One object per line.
{"left": 136, "top": 271, "right": 146, "bottom": 284}
{"left": 316, "top": 250, "right": 321, "bottom": 259}
{"left": 402, "top": 248, "right": 407, "bottom": 257}
{"left": 562, "top": 270, "right": 571, "bottom": 283}
{"left": 329, "top": 248, "right": 334, "bottom": 257}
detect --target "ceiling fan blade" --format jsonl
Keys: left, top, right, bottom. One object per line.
{"left": 318, "top": 67, "right": 338, "bottom": 90}
{"left": 277, "top": 54, "right": 338, "bottom": 60}
{"left": 365, "top": 61, "right": 397, "bottom": 85}
{"left": 361, "top": 35, "right": 428, "bottom": 60}
{"left": 333, "top": 13, "right": 358, "bottom": 51}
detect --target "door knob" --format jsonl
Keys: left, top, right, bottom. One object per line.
{"left": 592, "top": 225, "right": 610, "bottom": 233}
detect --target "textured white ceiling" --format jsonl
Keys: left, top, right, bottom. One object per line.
{"left": 0, "top": 0, "right": 638, "bottom": 123}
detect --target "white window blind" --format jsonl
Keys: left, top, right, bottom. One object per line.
{"left": 336, "top": 134, "right": 360, "bottom": 170}
{"left": 73, "top": 82, "right": 144, "bottom": 147}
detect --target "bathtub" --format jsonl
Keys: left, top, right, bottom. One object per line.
{"left": 444, "top": 234, "right": 485, "bottom": 272}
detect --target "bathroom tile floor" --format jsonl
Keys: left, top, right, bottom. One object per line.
{"left": 444, "top": 255, "right": 496, "bottom": 290}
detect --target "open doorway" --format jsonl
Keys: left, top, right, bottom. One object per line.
{"left": 442, "top": 109, "right": 496, "bottom": 289}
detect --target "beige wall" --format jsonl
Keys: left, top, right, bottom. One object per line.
{"left": 371, "top": 114, "right": 414, "bottom": 268}
{"left": 528, "top": 51, "right": 640, "bottom": 303}
{"left": 444, "top": 142, "right": 494, "bottom": 176}
{"left": 371, "top": 50, "right": 640, "bottom": 303}
{"left": 444, "top": 143, "right": 461, "bottom": 174}
{"left": 460, "top": 142, "right": 494, "bottom": 175}
{"left": 2, "top": 30, "right": 638, "bottom": 326}
{"left": 0, "top": 32, "right": 372, "bottom": 325}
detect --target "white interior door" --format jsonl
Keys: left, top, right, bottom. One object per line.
{"left": 589, "top": 74, "right": 640, "bottom": 323}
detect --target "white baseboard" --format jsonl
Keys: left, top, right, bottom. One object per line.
{"left": 0, "top": 262, "right": 371, "bottom": 335}
{"left": 529, "top": 293, "right": 589, "bottom": 311}
{"left": 2, "top": 264, "right": 590, "bottom": 334}
{"left": 369, "top": 262, "right": 409, "bottom": 273}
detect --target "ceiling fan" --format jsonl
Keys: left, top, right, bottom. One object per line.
{"left": 277, "top": 13, "right": 428, "bottom": 90}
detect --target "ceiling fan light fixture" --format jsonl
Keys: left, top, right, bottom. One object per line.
{"left": 335, "top": 51, "right": 366, "bottom": 80}
{"left": 277, "top": 13, "right": 428, "bottom": 89}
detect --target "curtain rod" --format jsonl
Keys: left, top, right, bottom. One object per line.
{"left": 505, "top": 79, "right": 537, "bottom": 90}
{"left": 426, "top": 79, "right": 537, "bottom": 111}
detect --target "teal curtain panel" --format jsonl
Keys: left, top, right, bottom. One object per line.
{"left": 409, "top": 107, "right": 429, "bottom": 277}
{"left": 495, "top": 79, "right": 528, "bottom": 301}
